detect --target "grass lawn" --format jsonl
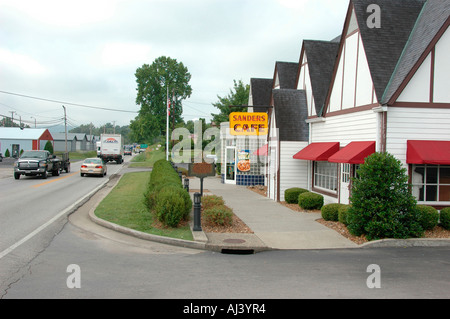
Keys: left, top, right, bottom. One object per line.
{"left": 55, "top": 151, "right": 98, "bottom": 161}
{"left": 129, "top": 146, "right": 166, "bottom": 168}
{"left": 94, "top": 171, "right": 193, "bottom": 241}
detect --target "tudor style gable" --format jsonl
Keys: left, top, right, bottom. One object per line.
{"left": 383, "top": 0, "right": 450, "bottom": 106}
{"left": 324, "top": 0, "right": 426, "bottom": 116}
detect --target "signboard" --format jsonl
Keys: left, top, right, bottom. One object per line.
{"left": 237, "top": 150, "right": 250, "bottom": 172}
{"left": 230, "top": 112, "right": 268, "bottom": 136}
{"left": 188, "top": 162, "right": 216, "bottom": 178}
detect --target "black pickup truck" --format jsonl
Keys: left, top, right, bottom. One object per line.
{"left": 14, "top": 150, "right": 70, "bottom": 180}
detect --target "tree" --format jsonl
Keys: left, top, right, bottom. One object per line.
{"left": 211, "top": 80, "right": 249, "bottom": 126}
{"left": 347, "top": 152, "right": 423, "bottom": 240}
{"left": 131, "top": 56, "right": 192, "bottom": 143}
{"left": 44, "top": 140, "right": 54, "bottom": 154}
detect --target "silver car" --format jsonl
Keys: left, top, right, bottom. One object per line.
{"left": 80, "top": 158, "right": 107, "bottom": 177}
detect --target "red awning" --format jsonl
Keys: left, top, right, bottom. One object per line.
{"left": 293, "top": 142, "right": 340, "bottom": 161}
{"left": 407, "top": 140, "right": 450, "bottom": 165}
{"left": 253, "top": 144, "right": 268, "bottom": 156}
{"left": 328, "top": 141, "right": 376, "bottom": 164}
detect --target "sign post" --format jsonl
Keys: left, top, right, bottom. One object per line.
{"left": 188, "top": 162, "right": 216, "bottom": 196}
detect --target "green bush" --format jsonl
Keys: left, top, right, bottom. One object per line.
{"left": 285, "top": 188, "right": 309, "bottom": 204}
{"left": 347, "top": 152, "right": 423, "bottom": 240}
{"left": 44, "top": 140, "right": 54, "bottom": 154}
{"left": 298, "top": 192, "right": 324, "bottom": 210}
{"left": 440, "top": 208, "right": 450, "bottom": 230}
{"left": 5, "top": 149, "right": 10, "bottom": 157}
{"left": 338, "top": 205, "right": 351, "bottom": 225}
{"left": 416, "top": 205, "right": 439, "bottom": 230}
{"left": 202, "top": 195, "right": 225, "bottom": 210}
{"left": 321, "top": 203, "right": 345, "bottom": 221}
{"left": 145, "top": 159, "right": 191, "bottom": 228}
{"left": 203, "top": 205, "right": 233, "bottom": 226}
{"left": 154, "top": 186, "right": 192, "bottom": 228}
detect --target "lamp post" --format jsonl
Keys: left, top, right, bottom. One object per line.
{"left": 193, "top": 192, "right": 202, "bottom": 231}
{"left": 184, "top": 177, "right": 189, "bottom": 192}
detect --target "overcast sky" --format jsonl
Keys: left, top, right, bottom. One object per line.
{"left": 0, "top": 0, "right": 348, "bottom": 130}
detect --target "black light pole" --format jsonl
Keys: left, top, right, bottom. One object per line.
{"left": 193, "top": 192, "right": 202, "bottom": 231}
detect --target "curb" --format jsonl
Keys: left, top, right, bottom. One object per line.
{"left": 359, "top": 238, "right": 450, "bottom": 248}
{"left": 82, "top": 172, "right": 450, "bottom": 252}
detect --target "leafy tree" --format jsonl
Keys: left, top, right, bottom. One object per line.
{"left": 44, "top": 140, "right": 54, "bottom": 154}
{"left": 347, "top": 152, "right": 423, "bottom": 240}
{"left": 131, "top": 56, "right": 192, "bottom": 143}
{"left": 211, "top": 80, "right": 249, "bottom": 125}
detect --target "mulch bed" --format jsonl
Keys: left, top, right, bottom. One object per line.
{"left": 247, "top": 186, "right": 450, "bottom": 245}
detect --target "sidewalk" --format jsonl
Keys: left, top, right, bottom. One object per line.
{"left": 85, "top": 173, "right": 450, "bottom": 253}
{"left": 187, "top": 177, "right": 358, "bottom": 252}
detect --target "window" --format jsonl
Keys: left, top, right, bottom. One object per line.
{"left": 314, "top": 162, "right": 338, "bottom": 193}
{"left": 342, "top": 164, "right": 351, "bottom": 183}
{"left": 411, "top": 165, "right": 450, "bottom": 202}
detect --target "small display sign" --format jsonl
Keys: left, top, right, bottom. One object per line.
{"left": 188, "top": 162, "right": 216, "bottom": 178}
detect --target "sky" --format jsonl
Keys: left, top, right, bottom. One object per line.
{"left": 0, "top": 0, "right": 349, "bottom": 131}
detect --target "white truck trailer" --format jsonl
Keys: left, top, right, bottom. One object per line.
{"left": 99, "top": 134, "right": 124, "bottom": 164}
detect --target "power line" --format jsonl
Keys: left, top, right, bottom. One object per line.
{"left": 0, "top": 90, "right": 138, "bottom": 114}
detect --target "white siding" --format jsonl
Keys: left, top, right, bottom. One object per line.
{"left": 434, "top": 27, "right": 450, "bottom": 103}
{"left": 342, "top": 32, "right": 358, "bottom": 109}
{"left": 386, "top": 107, "right": 450, "bottom": 167}
{"left": 397, "top": 53, "right": 431, "bottom": 103}
{"left": 279, "top": 141, "right": 309, "bottom": 202}
{"left": 311, "top": 109, "right": 378, "bottom": 147}
{"left": 355, "top": 33, "right": 374, "bottom": 106}
{"left": 329, "top": 54, "right": 344, "bottom": 113}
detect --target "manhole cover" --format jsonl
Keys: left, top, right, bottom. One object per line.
{"left": 223, "top": 239, "right": 246, "bottom": 244}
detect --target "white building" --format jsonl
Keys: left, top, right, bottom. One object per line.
{"left": 293, "top": 0, "right": 450, "bottom": 207}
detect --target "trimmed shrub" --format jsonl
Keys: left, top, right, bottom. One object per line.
{"left": 202, "top": 195, "right": 225, "bottom": 210}
{"left": 298, "top": 192, "right": 324, "bottom": 210}
{"left": 347, "top": 152, "right": 423, "bottom": 240}
{"left": 154, "top": 186, "right": 192, "bottom": 228}
{"left": 285, "top": 187, "right": 309, "bottom": 204}
{"left": 321, "top": 203, "right": 345, "bottom": 221}
{"left": 416, "top": 205, "right": 439, "bottom": 230}
{"left": 145, "top": 159, "right": 191, "bottom": 227}
{"left": 338, "top": 205, "right": 351, "bottom": 226}
{"left": 440, "top": 208, "right": 450, "bottom": 230}
{"left": 203, "top": 205, "right": 233, "bottom": 226}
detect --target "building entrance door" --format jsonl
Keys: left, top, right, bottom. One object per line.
{"left": 225, "top": 146, "right": 236, "bottom": 184}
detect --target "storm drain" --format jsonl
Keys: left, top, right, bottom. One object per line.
{"left": 220, "top": 238, "right": 255, "bottom": 255}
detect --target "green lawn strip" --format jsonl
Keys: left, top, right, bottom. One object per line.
{"left": 129, "top": 146, "right": 166, "bottom": 168}
{"left": 94, "top": 171, "right": 193, "bottom": 241}
{"left": 55, "top": 151, "right": 97, "bottom": 161}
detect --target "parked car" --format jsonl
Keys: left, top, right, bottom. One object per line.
{"left": 80, "top": 158, "right": 107, "bottom": 177}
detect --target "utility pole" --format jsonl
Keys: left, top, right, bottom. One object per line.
{"left": 9, "top": 111, "right": 16, "bottom": 127}
{"left": 62, "top": 105, "right": 68, "bottom": 154}
{"left": 166, "top": 85, "right": 169, "bottom": 161}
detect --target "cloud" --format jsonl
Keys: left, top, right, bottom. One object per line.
{"left": 0, "top": 48, "right": 47, "bottom": 75}
{"left": 0, "top": 0, "right": 350, "bottom": 127}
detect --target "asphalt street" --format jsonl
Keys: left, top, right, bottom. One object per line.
{"left": 1, "top": 155, "right": 449, "bottom": 301}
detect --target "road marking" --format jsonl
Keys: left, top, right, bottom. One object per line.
{"left": 32, "top": 171, "right": 78, "bottom": 188}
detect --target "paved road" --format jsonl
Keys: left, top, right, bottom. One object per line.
{"left": 0, "top": 154, "right": 130, "bottom": 296}
{"left": 1, "top": 155, "right": 449, "bottom": 301}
